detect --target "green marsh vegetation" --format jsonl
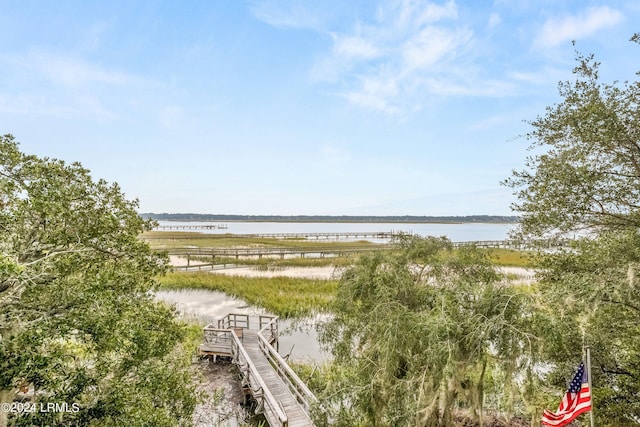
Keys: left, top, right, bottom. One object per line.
{"left": 159, "top": 273, "right": 338, "bottom": 318}
{"left": 187, "top": 254, "right": 356, "bottom": 268}
{"left": 155, "top": 234, "right": 534, "bottom": 321}
{"left": 145, "top": 229, "right": 533, "bottom": 268}
{"left": 157, "top": 242, "right": 533, "bottom": 319}
{"left": 182, "top": 246, "right": 532, "bottom": 270}
{"left": 484, "top": 248, "right": 533, "bottom": 267}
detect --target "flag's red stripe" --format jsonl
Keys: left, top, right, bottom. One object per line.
{"left": 541, "top": 385, "right": 591, "bottom": 427}
{"left": 541, "top": 404, "right": 591, "bottom": 426}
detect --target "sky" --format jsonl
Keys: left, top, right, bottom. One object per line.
{"left": 1, "top": 0, "right": 639, "bottom": 216}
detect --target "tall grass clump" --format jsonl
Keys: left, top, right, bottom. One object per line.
{"left": 189, "top": 255, "right": 355, "bottom": 268}
{"left": 159, "top": 272, "right": 338, "bottom": 318}
{"left": 481, "top": 248, "right": 534, "bottom": 267}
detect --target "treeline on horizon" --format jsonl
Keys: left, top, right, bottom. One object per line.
{"left": 141, "top": 213, "right": 519, "bottom": 223}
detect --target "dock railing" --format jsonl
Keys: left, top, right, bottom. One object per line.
{"left": 218, "top": 313, "right": 251, "bottom": 330}
{"left": 258, "top": 315, "right": 279, "bottom": 344}
{"left": 199, "top": 313, "right": 313, "bottom": 426}
{"left": 257, "top": 316, "right": 318, "bottom": 417}
{"left": 200, "top": 327, "right": 235, "bottom": 356}
{"left": 230, "top": 329, "right": 289, "bottom": 427}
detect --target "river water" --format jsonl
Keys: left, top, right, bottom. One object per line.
{"left": 156, "top": 220, "right": 516, "bottom": 242}
{"left": 155, "top": 289, "right": 330, "bottom": 362}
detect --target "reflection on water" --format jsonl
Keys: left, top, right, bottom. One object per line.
{"left": 156, "top": 290, "right": 328, "bottom": 362}
{"left": 279, "top": 316, "right": 331, "bottom": 362}
{"left": 156, "top": 289, "right": 266, "bottom": 317}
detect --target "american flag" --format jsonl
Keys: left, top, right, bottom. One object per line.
{"left": 541, "top": 362, "right": 592, "bottom": 426}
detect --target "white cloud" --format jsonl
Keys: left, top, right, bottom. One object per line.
{"left": 248, "top": 0, "right": 328, "bottom": 30}
{"left": 389, "top": 0, "right": 458, "bottom": 28}
{"left": 506, "top": 67, "right": 566, "bottom": 87}
{"left": 333, "top": 35, "right": 380, "bottom": 59}
{"left": 309, "top": 1, "right": 479, "bottom": 113}
{"left": 343, "top": 78, "right": 401, "bottom": 114}
{"left": 344, "top": 91, "right": 391, "bottom": 112}
{"left": 535, "top": 6, "right": 623, "bottom": 48}
{"left": 412, "top": 0, "right": 458, "bottom": 26}
{"left": 401, "top": 26, "right": 471, "bottom": 72}
{"left": 259, "top": 0, "right": 553, "bottom": 114}
{"left": 0, "top": 92, "right": 122, "bottom": 121}
{"left": 4, "top": 51, "right": 135, "bottom": 89}
{"left": 487, "top": 13, "right": 501, "bottom": 28}
{"left": 423, "top": 74, "right": 515, "bottom": 97}
{"left": 40, "top": 56, "right": 131, "bottom": 88}
{"left": 0, "top": 51, "right": 149, "bottom": 121}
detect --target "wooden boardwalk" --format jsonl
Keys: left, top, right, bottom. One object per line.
{"left": 148, "top": 230, "right": 399, "bottom": 240}
{"left": 228, "top": 231, "right": 397, "bottom": 240}
{"left": 154, "top": 224, "right": 228, "bottom": 230}
{"left": 169, "top": 245, "right": 382, "bottom": 270}
{"left": 199, "top": 314, "right": 316, "bottom": 427}
{"left": 168, "top": 239, "right": 570, "bottom": 272}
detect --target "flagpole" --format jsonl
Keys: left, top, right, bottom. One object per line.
{"left": 585, "top": 345, "right": 595, "bottom": 427}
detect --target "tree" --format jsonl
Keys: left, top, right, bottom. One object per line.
{"left": 505, "top": 37, "right": 640, "bottom": 424}
{"left": 505, "top": 39, "right": 640, "bottom": 240}
{"left": 533, "top": 231, "right": 640, "bottom": 425}
{"left": 0, "top": 135, "right": 197, "bottom": 426}
{"left": 317, "top": 235, "right": 537, "bottom": 426}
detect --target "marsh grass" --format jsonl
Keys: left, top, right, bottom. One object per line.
{"left": 158, "top": 272, "right": 338, "bottom": 318}
{"left": 153, "top": 234, "right": 533, "bottom": 318}
{"left": 384, "top": 246, "right": 534, "bottom": 267}
{"left": 144, "top": 232, "right": 533, "bottom": 267}
{"left": 482, "top": 248, "right": 534, "bottom": 267}
{"left": 188, "top": 255, "right": 356, "bottom": 268}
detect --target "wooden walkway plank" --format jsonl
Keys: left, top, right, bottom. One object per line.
{"left": 199, "top": 314, "right": 315, "bottom": 427}
{"left": 242, "top": 330, "right": 314, "bottom": 427}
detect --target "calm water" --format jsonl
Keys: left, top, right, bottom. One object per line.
{"left": 157, "top": 220, "right": 516, "bottom": 242}
{"left": 156, "top": 290, "right": 329, "bottom": 362}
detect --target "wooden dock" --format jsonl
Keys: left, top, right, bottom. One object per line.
{"left": 153, "top": 224, "right": 228, "bottom": 231}
{"left": 169, "top": 245, "right": 382, "bottom": 267}
{"left": 147, "top": 230, "right": 399, "bottom": 240}
{"left": 199, "top": 314, "right": 316, "bottom": 427}
{"left": 228, "top": 231, "right": 397, "bottom": 240}
{"left": 168, "top": 239, "right": 570, "bottom": 271}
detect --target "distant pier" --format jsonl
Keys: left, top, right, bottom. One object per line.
{"left": 149, "top": 229, "right": 401, "bottom": 240}
{"left": 153, "top": 224, "right": 228, "bottom": 231}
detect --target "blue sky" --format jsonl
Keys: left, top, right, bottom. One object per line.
{"left": 1, "top": 1, "right": 639, "bottom": 215}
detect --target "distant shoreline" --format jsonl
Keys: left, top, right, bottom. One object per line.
{"left": 141, "top": 213, "right": 519, "bottom": 224}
